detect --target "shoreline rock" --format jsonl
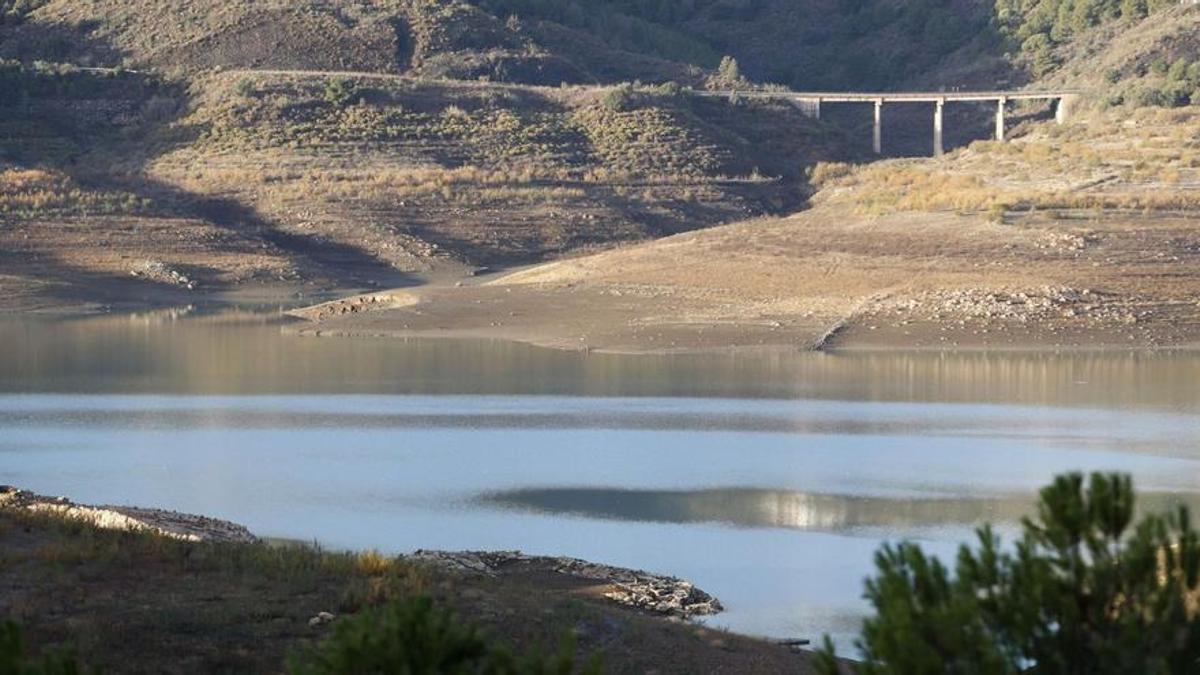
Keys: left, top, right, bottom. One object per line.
{"left": 410, "top": 549, "right": 724, "bottom": 618}
{"left": 0, "top": 486, "right": 258, "bottom": 544}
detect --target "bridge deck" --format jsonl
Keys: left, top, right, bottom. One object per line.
{"left": 700, "top": 90, "right": 1073, "bottom": 103}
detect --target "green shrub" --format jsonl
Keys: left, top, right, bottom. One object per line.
{"left": 705, "top": 55, "right": 749, "bottom": 91}
{"left": 818, "top": 472, "right": 1200, "bottom": 674}
{"left": 1160, "top": 83, "right": 1192, "bottom": 108}
{"left": 1168, "top": 58, "right": 1192, "bottom": 82}
{"left": 290, "top": 596, "right": 599, "bottom": 675}
{"left": 233, "top": 77, "right": 254, "bottom": 98}
{"left": 654, "top": 80, "right": 686, "bottom": 99}
{"left": 1188, "top": 63, "right": 1200, "bottom": 84}
{"left": 998, "top": 0, "right": 1177, "bottom": 75}
{"left": 1134, "top": 84, "right": 1192, "bottom": 108}
{"left": 717, "top": 56, "right": 740, "bottom": 83}
{"left": 323, "top": 78, "right": 356, "bottom": 108}
{"left": 600, "top": 83, "right": 635, "bottom": 112}
{"left": 1020, "top": 34, "right": 1060, "bottom": 77}
{"left": 0, "top": 0, "right": 49, "bottom": 25}
{"left": 0, "top": 620, "right": 83, "bottom": 675}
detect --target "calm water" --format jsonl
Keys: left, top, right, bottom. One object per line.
{"left": 2, "top": 307, "right": 1200, "bottom": 650}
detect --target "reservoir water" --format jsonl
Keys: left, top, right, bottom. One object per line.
{"left": 2, "top": 307, "right": 1199, "bottom": 649}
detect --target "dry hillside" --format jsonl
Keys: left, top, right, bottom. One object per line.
{"left": 2, "top": 0, "right": 1199, "bottom": 342}
{"left": 298, "top": 105, "right": 1200, "bottom": 351}
{"left": 0, "top": 65, "right": 850, "bottom": 310}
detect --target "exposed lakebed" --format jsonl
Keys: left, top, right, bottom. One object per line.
{"left": 2, "top": 308, "right": 1199, "bottom": 649}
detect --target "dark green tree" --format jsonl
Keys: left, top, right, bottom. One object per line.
{"left": 819, "top": 473, "right": 1200, "bottom": 674}
{"left": 0, "top": 621, "right": 83, "bottom": 675}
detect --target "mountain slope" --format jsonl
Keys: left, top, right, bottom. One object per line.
{"left": 1, "top": 0, "right": 1199, "bottom": 316}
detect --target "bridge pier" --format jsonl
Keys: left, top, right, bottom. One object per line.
{"left": 1055, "top": 94, "right": 1075, "bottom": 124}
{"left": 763, "top": 89, "right": 1073, "bottom": 158}
{"left": 795, "top": 97, "right": 821, "bottom": 120}
{"left": 995, "top": 97, "right": 1007, "bottom": 142}
{"left": 934, "top": 98, "right": 945, "bottom": 157}
{"left": 872, "top": 99, "right": 882, "bottom": 154}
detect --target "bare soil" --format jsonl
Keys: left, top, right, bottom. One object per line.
{"left": 293, "top": 204, "right": 1200, "bottom": 353}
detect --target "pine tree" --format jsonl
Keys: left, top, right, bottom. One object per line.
{"left": 819, "top": 473, "right": 1200, "bottom": 674}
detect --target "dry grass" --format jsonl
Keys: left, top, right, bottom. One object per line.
{"left": 814, "top": 107, "right": 1200, "bottom": 217}
{"left": 136, "top": 72, "right": 826, "bottom": 266}
{"left": 1, "top": 507, "right": 808, "bottom": 674}
{"left": 0, "top": 169, "right": 150, "bottom": 217}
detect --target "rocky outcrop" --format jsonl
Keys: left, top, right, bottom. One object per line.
{"left": 409, "top": 550, "right": 723, "bottom": 618}
{"left": 0, "top": 486, "right": 257, "bottom": 543}
{"left": 286, "top": 292, "right": 417, "bottom": 322}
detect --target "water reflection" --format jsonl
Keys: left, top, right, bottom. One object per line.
{"left": 1, "top": 312, "right": 1199, "bottom": 412}
{"left": 482, "top": 487, "right": 1200, "bottom": 534}
{"left": 2, "top": 309, "right": 1200, "bottom": 646}
{"left": 484, "top": 487, "right": 1032, "bottom": 533}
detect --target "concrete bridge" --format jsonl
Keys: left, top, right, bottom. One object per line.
{"left": 700, "top": 90, "right": 1079, "bottom": 157}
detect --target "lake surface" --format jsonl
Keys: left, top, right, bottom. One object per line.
{"left": 2, "top": 307, "right": 1200, "bottom": 650}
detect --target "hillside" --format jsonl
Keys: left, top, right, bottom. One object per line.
{"left": 0, "top": 0, "right": 992, "bottom": 87}
{"left": 297, "top": 104, "right": 1200, "bottom": 351}
{"left": 1, "top": 0, "right": 1199, "bottom": 319}
{"left": 0, "top": 61, "right": 850, "bottom": 310}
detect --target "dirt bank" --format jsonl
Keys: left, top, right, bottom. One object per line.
{"left": 289, "top": 202, "right": 1200, "bottom": 353}
{"left": 0, "top": 493, "right": 822, "bottom": 673}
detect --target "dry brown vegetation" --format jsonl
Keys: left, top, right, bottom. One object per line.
{"left": 141, "top": 72, "right": 841, "bottom": 269}
{"left": 0, "top": 168, "right": 149, "bottom": 216}
{"left": 813, "top": 107, "right": 1200, "bottom": 217}
{"left": 0, "top": 60, "right": 845, "bottom": 310}
{"left": 299, "top": 103, "right": 1200, "bottom": 353}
